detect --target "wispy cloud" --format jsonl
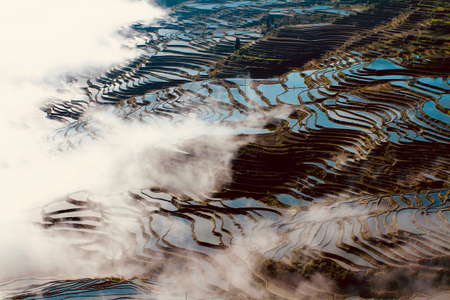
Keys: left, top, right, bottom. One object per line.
{"left": 0, "top": 0, "right": 166, "bottom": 280}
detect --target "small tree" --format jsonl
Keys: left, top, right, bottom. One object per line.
{"left": 234, "top": 37, "right": 241, "bottom": 51}
{"left": 335, "top": 0, "right": 340, "bottom": 13}
{"left": 266, "top": 16, "right": 271, "bottom": 32}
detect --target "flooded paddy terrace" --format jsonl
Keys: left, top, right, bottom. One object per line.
{"left": 3, "top": 0, "right": 450, "bottom": 299}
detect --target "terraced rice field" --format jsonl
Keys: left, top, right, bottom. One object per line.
{"left": 2, "top": 0, "right": 450, "bottom": 299}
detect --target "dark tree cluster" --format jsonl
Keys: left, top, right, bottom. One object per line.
{"left": 153, "top": 0, "right": 187, "bottom": 8}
